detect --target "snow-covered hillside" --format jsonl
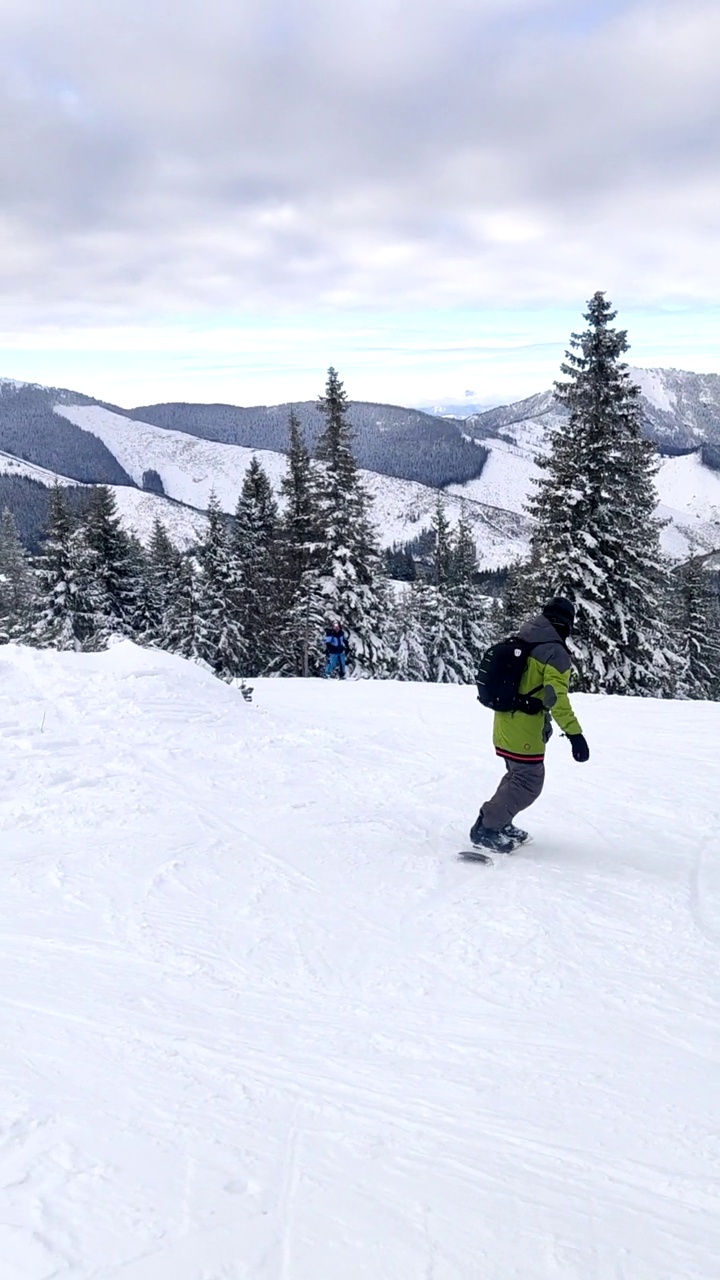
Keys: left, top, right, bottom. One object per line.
{"left": 58, "top": 398, "right": 720, "bottom": 567}
{"left": 2, "top": 643, "right": 719, "bottom": 1278}
{"left": 0, "top": 449, "right": 206, "bottom": 550}
{"left": 0, "top": 449, "right": 80, "bottom": 489}
{"left": 451, "top": 426, "right": 720, "bottom": 559}
{"left": 56, "top": 403, "right": 529, "bottom": 568}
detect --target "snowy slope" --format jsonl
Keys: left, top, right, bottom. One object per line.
{"left": 55, "top": 402, "right": 291, "bottom": 513}
{"left": 106, "top": 488, "right": 207, "bottom": 550}
{"left": 451, "top": 427, "right": 720, "bottom": 559}
{"left": 0, "top": 450, "right": 206, "bottom": 550}
{"left": 1, "top": 643, "right": 719, "bottom": 1279}
{"left": 55, "top": 403, "right": 529, "bottom": 568}
{"left": 0, "top": 450, "right": 81, "bottom": 488}
{"left": 59, "top": 401, "right": 720, "bottom": 566}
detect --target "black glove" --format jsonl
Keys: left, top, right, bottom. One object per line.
{"left": 568, "top": 733, "right": 590, "bottom": 763}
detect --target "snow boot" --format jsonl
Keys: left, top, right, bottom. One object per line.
{"left": 503, "top": 823, "right": 530, "bottom": 844}
{"left": 469, "top": 813, "right": 517, "bottom": 854}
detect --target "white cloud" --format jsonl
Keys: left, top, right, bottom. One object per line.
{"left": 0, "top": 0, "right": 718, "bottom": 402}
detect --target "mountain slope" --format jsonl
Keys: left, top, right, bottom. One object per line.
{"left": 129, "top": 398, "right": 488, "bottom": 489}
{"left": 3, "top": 366, "right": 720, "bottom": 564}
{"left": 0, "top": 379, "right": 135, "bottom": 485}
{"left": 450, "top": 432, "right": 720, "bottom": 559}
{"left": 54, "top": 401, "right": 720, "bottom": 564}
{"left": 1, "top": 642, "right": 719, "bottom": 1277}
{"left": 0, "top": 451, "right": 207, "bottom": 551}
{"left": 466, "top": 365, "right": 720, "bottom": 456}
{"left": 56, "top": 403, "right": 529, "bottom": 568}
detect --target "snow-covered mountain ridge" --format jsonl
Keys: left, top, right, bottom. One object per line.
{"left": 466, "top": 365, "right": 720, "bottom": 455}
{"left": 55, "top": 403, "right": 529, "bottom": 568}
{"left": 2, "top": 641, "right": 718, "bottom": 1276}
{"left": 1, "top": 366, "right": 720, "bottom": 564}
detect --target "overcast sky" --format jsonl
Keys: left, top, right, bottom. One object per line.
{"left": 1, "top": 0, "right": 719, "bottom": 407}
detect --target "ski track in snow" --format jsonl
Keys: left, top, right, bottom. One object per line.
{"left": 1, "top": 644, "right": 719, "bottom": 1278}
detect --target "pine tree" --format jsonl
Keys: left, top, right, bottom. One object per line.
{"left": 524, "top": 292, "right": 674, "bottom": 696}
{"left": 82, "top": 485, "right": 137, "bottom": 640}
{"left": 448, "top": 504, "right": 491, "bottom": 679}
{"left": 499, "top": 559, "right": 535, "bottom": 637}
{"left": 417, "top": 581, "right": 465, "bottom": 683}
{"left": 0, "top": 507, "right": 37, "bottom": 642}
{"left": 124, "top": 534, "right": 155, "bottom": 644}
{"left": 147, "top": 518, "right": 182, "bottom": 641}
{"left": 314, "top": 368, "right": 389, "bottom": 675}
{"left": 194, "top": 492, "right": 246, "bottom": 679}
{"left": 386, "top": 586, "right": 429, "bottom": 681}
{"left": 276, "top": 411, "right": 326, "bottom": 676}
{"left": 32, "top": 484, "right": 102, "bottom": 650}
{"left": 279, "top": 411, "right": 319, "bottom": 587}
{"left": 672, "top": 552, "right": 720, "bottom": 699}
{"left": 231, "top": 457, "right": 279, "bottom": 676}
{"left": 160, "top": 553, "right": 202, "bottom": 660}
{"left": 410, "top": 497, "right": 466, "bottom": 683}
{"left": 431, "top": 494, "right": 454, "bottom": 589}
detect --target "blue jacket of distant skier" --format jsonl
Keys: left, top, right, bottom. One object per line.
{"left": 325, "top": 628, "right": 348, "bottom": 656}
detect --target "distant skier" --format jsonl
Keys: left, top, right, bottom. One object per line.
{"left": 470, "top": 596, "right": 590, "bottom": 853}
{"left": 324, "top": 620, "right": 349, "bottom": 679}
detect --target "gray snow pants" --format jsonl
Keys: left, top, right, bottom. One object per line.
{"left": 482, "top": 757, "right": 545, "bottom": 830}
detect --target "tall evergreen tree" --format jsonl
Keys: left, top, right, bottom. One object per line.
{"left": 671, "top": 551, "right": 720, "bottom": 699}
{"left": 448, "top": 504, "right": 491, "bottom": 678}
{"left": 0, "top": 507, "right": 37, "bottom": 642}
{"left": 279, "top": 411, "right": 318, "bottom": 586}
{"left": 147, "top": 518, "right": 182, "bottom": 641}
{"left": 124, "top": 534, "right": 155, "bottom": 644}
{"left": 314, "top": 368, "right": 389, "bottom": 675}
{"left": 82, "top": 485, "right": 138, "bottom": 639}
{"left": 195, "top": 492, "right": 246, "bottom": 679}
{"left": 524, "top": 291, "right": 674, "bottom": 695}
{"left": 32, "top": 484, "right": 101, "bottom": 650}
{"left": 386, "top": 586, "right": 430, "bottom": 681}
{"left": 276, "top": 412, "right": 326, "bottom": 676}
{"left": 232, "top": 457, "right": 279, "bottom": 676}
{"left": 160, "top": 553, "right": 202, "bottom": 660}
{"left": 411, "top": 498, "right": 481, "bottom": 683}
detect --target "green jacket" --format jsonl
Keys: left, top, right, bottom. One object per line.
{"left": 493, "top": 615, "right": 583, "bottom": 761}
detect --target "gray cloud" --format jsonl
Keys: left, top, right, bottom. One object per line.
{"left": 0, "top": 0, "right": 719, "bottom": 321}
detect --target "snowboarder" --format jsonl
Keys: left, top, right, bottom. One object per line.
{"left": 470, "top": 596, "right": 589, "bottom": 853}
{"left": 324, "top": 620, "right": 349, "bottom": 679}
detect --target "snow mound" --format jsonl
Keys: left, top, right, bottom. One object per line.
{"left": 1, "top": 645, "right": 719, "bottom": 1277}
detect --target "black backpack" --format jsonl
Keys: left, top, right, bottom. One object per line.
{"left": 476, "top": 636, "right": 541, "bottom": 713}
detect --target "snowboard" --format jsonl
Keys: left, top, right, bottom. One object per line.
{"left": 457, "top": 848, "right": 495, "bottom": 864}
{"left": 457, "top": 835, "right": 531, "bottom": 864}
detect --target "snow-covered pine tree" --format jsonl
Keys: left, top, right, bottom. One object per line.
{"left": 671, "top": 551, "right": 720, "bottom": 699}
{"left": 160, "top": 553, "right": 202, "bottom": 660}
{"left": 124, "top": 534, "right": 156, "bottom": 645}
{"left": 194, "top": 491, "right": 246, "bottom": 679}
{"left": 0, "top": 507, "right": 37, "bottom": 642}
{"left": 32, "top": 483, "right": 102, "bottom": 650}
{"left": 147, "top": 518, "right": 182, "bottom": 641}
{"left": 231, "top": 457, "right": 279, "bottom": 676}
{"left": 447, "top": 503, "right": 492, "bottom": 677}
{"left": 413, "top": 496, "right": 467, "bottom": 683}
{"left": 498, "top": 558, "right": 535, "bottom": 637}
{"left": 385, "top": 585, "right": 430, "bottom": 681}
{"left": 276, "top": 411, "right": 326, "bottom": 676}
{"left": 314, "top": 368, "right": 389, "bottom": 675}
{"left": 81, "top": 485, "right": 138, "bottom": 641}
{"left": 524, "top": 291, "right": 674, "bottom": 695}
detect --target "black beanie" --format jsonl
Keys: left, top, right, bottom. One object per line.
{"left": 542, "top": 596, "right": 575, "bottom": 630}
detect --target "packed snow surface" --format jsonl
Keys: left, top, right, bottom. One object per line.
{"left": 2, "top": 645, "right": 719, "bottom": 1278}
